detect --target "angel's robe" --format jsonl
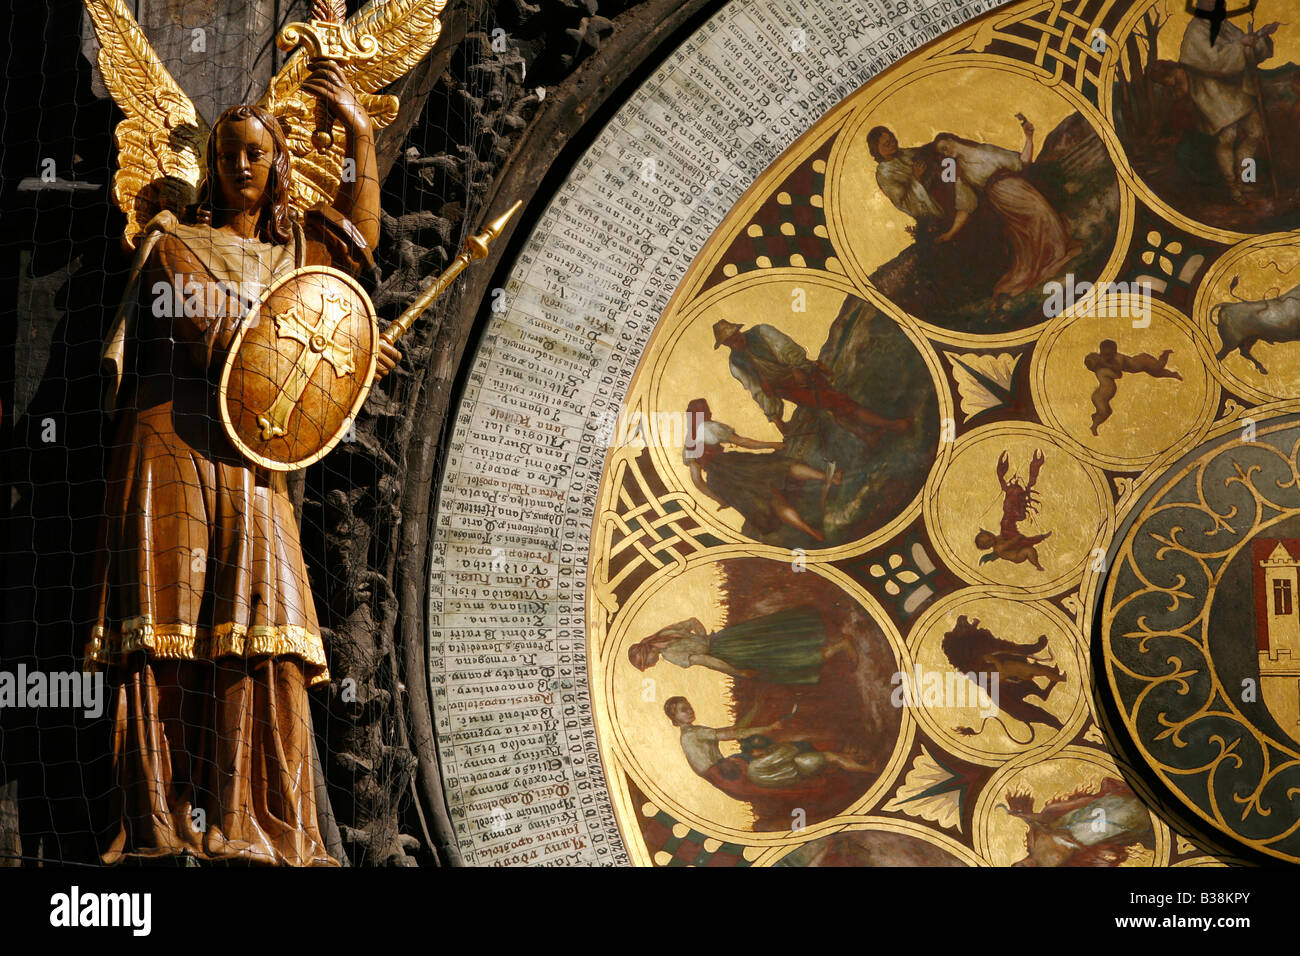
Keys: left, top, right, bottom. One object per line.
{"left": 86, "top": 208, "right": 368, "bottom": 866}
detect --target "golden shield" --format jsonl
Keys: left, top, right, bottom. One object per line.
{"left": 219, "top": 265, "right": 379, "bottom": 471}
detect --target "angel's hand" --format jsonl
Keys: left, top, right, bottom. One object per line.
{"left": 375, "top": 339, "right": 403, "bottom": 379}
{"left": 301, "top": 57, "right": 371, "bottom": 136}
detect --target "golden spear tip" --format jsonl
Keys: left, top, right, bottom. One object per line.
{"left": 381, "top": 197, "right": 526, "bottom": 345}
{"left": 468, "top": 199, "right": 523, "bottom": 259}
{"left": 486, "top": 199, "right": 524, "bottom": 239}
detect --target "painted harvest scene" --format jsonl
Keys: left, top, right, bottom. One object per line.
{"left": 589, "top": 0, "right": 1300, "bottom": 868}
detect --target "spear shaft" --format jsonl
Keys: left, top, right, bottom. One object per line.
{"left": 381, "top": 200, "right": 523, "bottom": 346}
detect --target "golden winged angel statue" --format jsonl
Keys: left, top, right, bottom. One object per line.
{"left": 81, "top": 0, "right": 446, "bottom": 865}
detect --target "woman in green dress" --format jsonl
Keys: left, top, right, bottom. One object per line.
{"left": 627, "top": 606, "right": 853, "bottom": 684}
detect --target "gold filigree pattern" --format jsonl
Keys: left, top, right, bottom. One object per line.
{"left": 957, "top": 0, "right": 1113, "bottom": 96}
{"left": 1101, "top": 415, "right": 1300, "bottom": 862}
{"left": 590, "top": 445, "right": 721, "bottom": 622}
{"left": 585, "top": 0, "right": 1272, "bottom": 867}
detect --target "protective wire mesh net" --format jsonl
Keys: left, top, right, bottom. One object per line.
{"left": 0, "top": 0, "right": 507, "bottom": 865}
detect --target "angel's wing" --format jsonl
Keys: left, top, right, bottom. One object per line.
{"left": 260, "top": 0, "right": 448, "bottom": 218}
{"left": 83, "top": 0, "right": 209, "bottom": 247}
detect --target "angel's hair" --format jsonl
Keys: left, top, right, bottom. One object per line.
{"left": 198, "top": 104, "right": 293, "bottom": 244}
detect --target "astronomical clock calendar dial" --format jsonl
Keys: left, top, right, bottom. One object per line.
{"left": 433, "top": 0, "right": 1300, "bottom": 871}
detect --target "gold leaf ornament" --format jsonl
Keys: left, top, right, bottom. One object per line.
{"left": 83, "top": 0, "right": 210, "bottom": 247}
{"left": 261, "top": 0, "right": 448, "bottom": 220}
{"left": 84, "top": 0, "right": 448, "bottom": 243}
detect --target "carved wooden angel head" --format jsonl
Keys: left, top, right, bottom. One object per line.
{"left": 82, "top": 0, "right": 447, "bottom": 248}
{"left": 198, "top": 105, "right": 295, "bottom": 245}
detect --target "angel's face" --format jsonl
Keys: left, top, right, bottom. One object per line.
{"left": 213, "top": 117, "right": 276, "bottom": 212}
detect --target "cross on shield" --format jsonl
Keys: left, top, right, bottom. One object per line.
{"left": 219, "top": 265, "right": 379, "bottom": 471}
{"left": 257, "top": 289, "right": 358, "bottom": 440}
{"left": 218, "top": 201, "right": 522, "bottom": 472}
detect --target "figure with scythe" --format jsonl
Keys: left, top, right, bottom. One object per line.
{"left": 1179, "top": 0, "right": 1281, "bottom": 203}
